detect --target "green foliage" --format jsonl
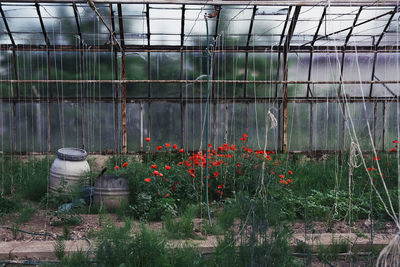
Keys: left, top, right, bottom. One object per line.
{"left": 163, "top": 205, "right": 196, "bottom": 239}
{"left": 0, "top": 197, "right": 17, "bottom": 215}
{"left": 59, "top": 250, "right": 92, "bottom": 267}
{"left": 54, "top": 238, "right": 66, "bottom": 261}
{"left": 316, "top": 236, "right": 351, "bottom": 264}
{"left": 16, "top": 204, "right": 36, "bottom": 224}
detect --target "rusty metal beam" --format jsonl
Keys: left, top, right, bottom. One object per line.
{"left": 118, "top": 3, "right": 127, "bottom": 154}
{"left": 73, "top": 3, "right": 86, "bottom": 149}
{"left": 1, "top": 79, "right": 400, "bottom": 84}
{"left": 306, "top": 7, "right": 326, "bottom": 98}
{"left": 0, "top": 96, "right": 398, "bottom": 103}
{"left": 376, "top": 6, "right": 398, "bottom": 47}
{"left": 180, "top": 4, "right": 185, "bottom": 47}
{"left": 300, "top": 9, "right": 394, "bottom": 47}
{"left": 0, "top": 4, "right": 15, "bottom": 46}
{"left": 275, "top": 6, "right": 292, "bottom": 98}
{"left": 369, "top": 7, "right": 397, "bottom": 98}
{"left": 1, "top": 44, "right": 400, "bottom": 53}
{"left": 35, "top": 3, "right": 50, "bottom": 46}
{"left": 282, "top": 6, "right": 301, "bottom": 153}
{"left": 110, "top": 3, "right": 120, "bottom": 153}
{"left": 344, "top": 6, "right": 363, "bottom": 47}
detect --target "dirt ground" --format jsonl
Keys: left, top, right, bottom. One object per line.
{"left": 0, "top": 208, "right": 396, "bottom": 243}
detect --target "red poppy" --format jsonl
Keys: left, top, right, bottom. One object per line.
{"left": 288, "top": 170, "right": 293, "bottom": 175}
{"left": 153, "top": 170, "right": 159, "bottom": 176}
{"left": 156, "top": 146, "right": 163, "bottom": 150}
{"left": 237, "top": 163, "right": 241, "bottom": 168}
{"left": 173, "top": 144, "right": 178, "bottom": 149}
{"left": 145, "top": 137, "right": 151, "bottom": 142}
{"left": 367, "top": 167, "right": 371, "bottom": 171}
{"left": 287, "top": 179, "right": 293, "bottom": 183}
{"left": 208, "top": 144, "right": 212, "bottom": 147}
{"left": 165, "top": 143, "right": 171, "bottom": 148}
{"left": 217, "top": 184, "right": 224, "bottom": 189}
{"left": 122, "top": 162, "right": 128, "bottom": 168}
{"left": 190, "top": 174, "right": 195, "bottom": 178}
{"left": 165, "top": 165, "right": 171, "bottom": 170}
{"left": 247, "top": 148, "right": 253, "bottom": 153}
{"left": 164, "top": 193, "right": 170, "bottom": 198}
{"left": 373, "top": 156, "right": 380, "bottom": 161}
{"left": 279, "top": 174, "right": 285, "bottom": 179}
{"left": 266, "top": 155, "right": 271, "bottom": 161}
{"left": 243, "top": 133, "right": 248, "bottom": 138}
{"left": 213, "top": 171, "right": 220, "bottom": 178}
{"left": 240, "top": 137, "right": 246, "bottom": 141}
{"left": 238, "top": 169, "right": 242, "bottom": 175}
{"left": 217, "top": 190, "right": 223, "bottom": 196}
{"left": 144, "top": 178, "right": 151, "bottom": 182}
{"left": 159, "top": 173, "right": 164, "bottom": 177}
{"left": 179, "top": 148, "right": 184, "bottom": 153}
{"left": 151, "top": 164, "right": 157, "bottom": 169}
{"left": 114, "top": 165, "right": 119, "bottom": 170}
{"left": 393, "top": 140, "right": 399, "bottom": 144}
{"left": 391, "top": 148, "right": 396, "bottom": 152}
{"left": 189, "top": 168, "right": 195, "bottom": 174}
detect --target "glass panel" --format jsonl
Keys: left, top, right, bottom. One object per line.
{"left": 310, "top": 53, "right": 342, "bottom": 97}
{"left": 15, "top": 103, "right": 48, "bottom": 152}
{"left": 342, "top": 53, "right": 374, "bottom": 97}
{"left": 287, "top": 103, "right": 309, "bottom": 151}
{"left": 373, "top": 53, "right": 400, "bottom": 97}
{"left": 345, "top": 102, "right": 375, "bottom": 151}
{"left": 0, "top": 103, "right": 13, "bottom": 152}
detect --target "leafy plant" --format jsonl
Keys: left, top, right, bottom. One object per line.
{"left": 54, "top": 237, "right": 66, "bottom": 261}
{"left": 163, "top": 205, "right": 196, "bottom": 239}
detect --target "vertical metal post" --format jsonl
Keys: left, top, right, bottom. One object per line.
{"left": 46, "top": 51, "right": 52, "bottom": 152}
{"left": 73, "top": 3, "right": 86, "bottom": 150}
{"left": 282, "top": 6, "right": 301, "bottom": 153}
{"left": 110, "top": 4, "right": 120, "bottom": 153}
{"left": 118, "top": 4, "right": 127, "bottom": 154}
{"left": 180, "top": 5, "right": 185, "bottom": 148}
{"left": 146, "top": 4, "right": 151, "bottom": 140}
{"left": 373, "top": 101, "right": 377, "bottom": 147}
{"left": 382, "top": 102, "right": 386, "bottom": 151}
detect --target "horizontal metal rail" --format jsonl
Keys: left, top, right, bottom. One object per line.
{"left": 0, "top": 79, "right": 399, "bottom": 84}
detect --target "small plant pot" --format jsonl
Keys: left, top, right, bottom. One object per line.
{"left": 93, "top": 174, "right": 129, "bottom": 211}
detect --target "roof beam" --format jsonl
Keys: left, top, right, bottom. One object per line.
{"left": 35, "top": 3, "right": 50, "bottom": 46}
{"left": 300, "top": 9, "right": 394, "bottom": 47}
{"left": 72, "top": 3, "right": 84, "bottom": 47}
{"left": 146, "top": 3, "right": 150, "bottom": 46}
{"left": 306, "top": 7, "right": 326, "bottom": 98}
{"left": 0, "top": 4, "right": 15, "bottom": 46}
{"left": 344, "top": 6, "right": 363, "bottom": 47}
{"left": 375, "top": 6, "right": 397, "bottom": 47}
{"left": 180, "top": 4, "right": 185, "bottom": 47}
{"left": 2, "top": 0, "right": 399, "bottom": 6}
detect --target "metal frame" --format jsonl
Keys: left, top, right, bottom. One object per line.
{"left": 0, "top": 1, "right": 399, "bottom": 153}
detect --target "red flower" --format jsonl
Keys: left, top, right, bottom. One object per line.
{"left": 240, "top": 137, "right": 246, "bottom": 141}
{"left": 208, "top": 144, "right": 212, "bottom": 147}
{"left": 367, "top": 167, "right": 371, "bottom": 171}
{"left": 151, "top": 164, "right": 157, "bottom": 169}
{"left": 238, "top": 169, "right": 242, "bottom": 175}
{"left": 393, "top": 140, "right": 399, "bottom": 144}
{"left": 279, "top": 179, "right": 288, "bottom": 185}
{"left": 266, "top": 155, "right": 271, "bottom": 161}
{"left": 144, "top": 178, "right": 151, "bottom": 182}
{"left": 165, "top": 143, "right": 171, "bottom": 148}
{"left": 217, "top": 190, "right": 223, "bottom": 196}
{"left": 159, "top": 173, "right": 164, "bottom": 177}
{"left": 247, "top": 148, "right": 253, "bottom": 153}
{"left": 189, "top": 168, "right": 195, "bottom": 174}
{"left": 145, "top": 137, "right": 151, "bottom": 142}
{"left": 114, "top": 165, "right": 119, "bottom": 170}
{"left": 190, "top": 174, "right": 195, "bottom": 178}
{"left": 288, "top": 170, "right": 293, "bottom": 175}
{"left": 179, "top": 148, "right": 184, "bottom": 153}
{"left": 122, "top": 162, "right": 128, "bottom": 168}
{"left": 173, "top": 144, "right": 178, "bottom": 149}
{"left": 243, "top": 133, "right": 248, "bottom": 138}
{"left": 213, "top": 171, "right": 220, "bottom": 178}
{"left": 373, "top": 156, "right": 380, "bottom": 161}
{"left": 237, "top": 163, "right": 241, "bottom": 168}
{"left": 287, "top": 179, "right": 293, "bottom": 183}
{"left": 165, "top": 165, "right": 171, "bottom": 170}
{"left": 153, "top": 170, "right": 159, "bottom": 176}
{"left": 217, "top": 184, "right": 224, "bottom": 189}
{"left": 279, "top": 174, "right": 285, "bottom": 179}
{"left": 156, "top": 146, "right": 163, "bottom": 150}
{"left": 391, "top": 148, "right": 396, "bottom": 152}
{"left": 164, "top": 193, "right": 170, "bottom": 198}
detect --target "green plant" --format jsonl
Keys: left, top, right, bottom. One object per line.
{"left": 316, "top": 236, "right": 351, "bottom": 264}
{"left": 54, "top": 238, "right": 66, "bottom": 261}
{"left": 163, "top": 205, "right": 196, "bottom": 239}
{"left": 59, "top": 250, "right": 92, "bottom": 267}
{"left": 16, "top": 204, "right": 36, "bottom": 224}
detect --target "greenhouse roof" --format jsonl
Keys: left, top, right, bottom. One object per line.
{"left": 0, "top": 0, "right": 399, "bottom": 52}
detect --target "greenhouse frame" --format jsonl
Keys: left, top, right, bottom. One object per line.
{"left": 0, "top": 0, "right": 399, "bottom": 154}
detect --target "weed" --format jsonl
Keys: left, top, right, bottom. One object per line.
{"left": 54, "top": 238, "right": 66, "bottom": 261}
{"left": 163, "top": 205, "right": 196, "bottom": 239}
{"left": 16, "top": 204, "right": 36, "bottom": 224}
{"left": 59, "top": 250, "right": 92, "bottom": 267}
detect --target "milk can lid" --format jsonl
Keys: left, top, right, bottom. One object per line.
{"left": 56, "top": 148, "right": 88, "bottom": 161}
